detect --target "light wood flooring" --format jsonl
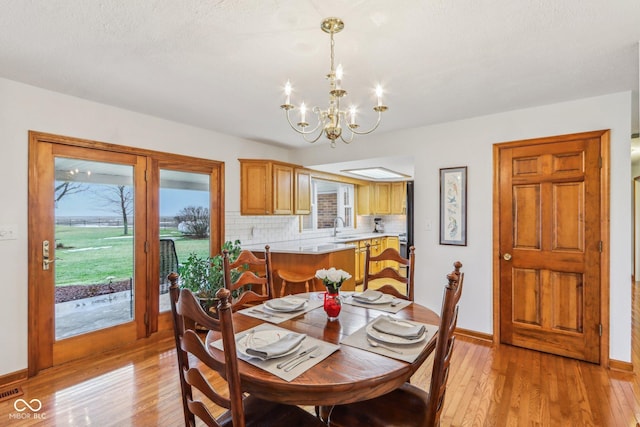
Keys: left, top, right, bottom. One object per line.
{"left": 2, "top": 285, "right": 639, "bottom": 426}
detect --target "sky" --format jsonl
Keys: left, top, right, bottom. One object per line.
{"left": 55, "top": 184, "right": 209, "bottom": 218}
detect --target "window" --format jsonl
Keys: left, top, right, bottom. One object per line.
{"left": 302, "top": 179, "right": 355, "bottom": 231}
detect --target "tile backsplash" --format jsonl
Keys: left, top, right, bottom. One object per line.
{"left": 225, "top": 212, "right": 407, "bottom": 245}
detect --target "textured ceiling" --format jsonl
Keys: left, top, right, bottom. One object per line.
{"left": 1, "top": 0, "right": 639, "bottom": 150}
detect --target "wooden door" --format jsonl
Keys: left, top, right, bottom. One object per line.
{"left": 294, "top": 168, "right": 311, "bottom": 215}
{"left": 496, "top": 131, "right": 608, "bottom": 363}
{"left": 29, "top": 135, "right": 148, "bottom": 372}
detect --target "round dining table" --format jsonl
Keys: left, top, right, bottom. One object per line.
{"left": 205, "top": 292, "right": 440, "bottom": 406}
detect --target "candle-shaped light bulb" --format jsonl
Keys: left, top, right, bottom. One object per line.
{"left": 300, "top": 102, "right": 306, "bottom": 123}
{"left": 284, "top": 80, "right": 292, "bottom": 105}
{"left": 375, "top": 85, "right": 383, "bottom": 106}
{"left": 336, "top": 64, "right": 343, "bottom": 80}
{"left": 349, "top": 105, "right": 357, "bottom": 125}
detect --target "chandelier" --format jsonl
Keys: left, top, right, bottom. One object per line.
{"left": 280, "top": 17, "right": 388, "bottom": 148}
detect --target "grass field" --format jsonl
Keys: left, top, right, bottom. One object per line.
{"left": 54, "top": 225, "right": 210, "bottom": 286}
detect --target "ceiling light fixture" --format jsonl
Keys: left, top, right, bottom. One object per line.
{"left": 280, "top": 17, "right": 388, "bottom": 148}
{"left": 342, "top": 167, "right": 409, "bottom": 180}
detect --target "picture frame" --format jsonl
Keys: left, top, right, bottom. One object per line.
{"left": 439, "top": 166, "right": 467, "bottom": 246}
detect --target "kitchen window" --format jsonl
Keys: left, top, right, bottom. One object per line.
{"left": 302, "top": 179, "right": 354, "bottom": 231}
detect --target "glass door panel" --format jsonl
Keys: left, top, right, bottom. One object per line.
{"left": 54, "top": 158, "right": 136, "bottom": 339}
{"left": 159, "top": 169, "right": 210, "bottom": 312}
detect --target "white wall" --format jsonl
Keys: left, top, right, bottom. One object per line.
{"left": 0, "top": 77, "right": 633, "bottom": 377}
{"left": 292, "top": 92, "right": 633, "bottom": 363}
{"left": 0, "top": 78, "right": 290, "bottom": 376}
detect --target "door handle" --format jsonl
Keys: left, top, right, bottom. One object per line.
{"left": 503, "top": 253, "right": 512, "bottom": 261}
{"left": 42, "top": 240, "right": 61, "bottom": 270}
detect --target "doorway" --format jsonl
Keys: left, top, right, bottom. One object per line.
{"left": 493, "top": 130, "right": 609, "bottom": 364}
{"left": 28, "top": 131, "right": 224, "bottom": 375}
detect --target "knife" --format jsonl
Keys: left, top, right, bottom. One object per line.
{"left": 276, "top": 344, "right": 320, "bottom": 369}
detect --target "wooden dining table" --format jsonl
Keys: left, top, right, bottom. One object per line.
{"left": 205, "top": 292, "right": 440, "bottom": 406}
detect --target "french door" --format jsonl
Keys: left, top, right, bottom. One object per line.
{"left": 29, "top": 136, "right": 148, "bottom": 372}
{"left": 28, "top": 132, "right": 224, "bottom": 374}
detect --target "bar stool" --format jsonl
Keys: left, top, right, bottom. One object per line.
{"left": 276, "top": 270, "right": 318, "bottom": 297}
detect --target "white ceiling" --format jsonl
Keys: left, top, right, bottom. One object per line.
{"left": 2, "top": 1, "right": 639, "bottom": 162}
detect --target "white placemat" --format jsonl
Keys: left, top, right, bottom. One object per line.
{"left": 341, "top": 317, "right": 437, "bottom": 363}
{"left": 210, "top": 323, "right": 339, "bottom": 381}
{"left": 343, "top": 293, "right": 412, "bottom": 313}
{"left": 238, "top": 297, "right": 324, "bottom": 324}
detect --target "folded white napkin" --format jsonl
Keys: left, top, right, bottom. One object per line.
{"left": 265, "top": 297, "right": 306, "bottom": 311}
{"left": 352, "top": 289, "right": 383, "bottom": 303}
{"left": 245, "top": 333, "right": 306, "bottom": 360}
{"left": 372, "top": 316, "right": 425, "bottom": 340}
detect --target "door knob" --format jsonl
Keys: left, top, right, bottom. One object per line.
{"left": 503, "top": 253, "right": 512, "bottom": 261}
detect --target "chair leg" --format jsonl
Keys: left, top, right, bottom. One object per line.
{"left": 280, "top": 280, "right": 287, "bottom": 297}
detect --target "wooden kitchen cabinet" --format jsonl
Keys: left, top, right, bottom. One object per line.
{"left": 240, "top": 159, "right": 295, "bottom": 215}
{"left": 373, "top": 183, "right": 391, "bottom": 215}
{"left": 357, "top": 182, "right": 406, "bottom": 215}
{"left": 356, "top": 184, "right": 373, "bottom": 215}
{"left": 294, "top": 168, "right": 311, "bottom": 215}
{"left": 240, "top": 159, "right": 271, "bottom": 215}
{"left": 391, "top": 181, "right": 406, "bottom": 214}
{"left": 272, "top": 163, "right": 293, "bottom": 214}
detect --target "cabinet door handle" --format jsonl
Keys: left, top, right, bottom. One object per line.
{"left": 503, "top": 253, "right": 512, "bottom": 261}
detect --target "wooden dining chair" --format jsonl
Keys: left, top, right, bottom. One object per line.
{"left": 324, "top": 261, "right": 464, "bottom": 427}
{"left": 223, "top": 245, "right": 274, "bottom": 312}
{"left": 363, "top": 243, "right": 416, "bottom": 301}
{"left": 168, "top": 273, "right": 326, "bottom": 427}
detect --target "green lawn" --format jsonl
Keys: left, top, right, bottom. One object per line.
{"left": 54, "top": 225, "right": 210, "bottom": 286}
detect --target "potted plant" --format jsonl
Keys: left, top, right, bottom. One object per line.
{"left": 178, "top": 239, "right": 243, "bottom": 314}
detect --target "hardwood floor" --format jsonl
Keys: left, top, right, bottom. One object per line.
{"left": 1, "top": 285, "right": 639, "bottom": 426}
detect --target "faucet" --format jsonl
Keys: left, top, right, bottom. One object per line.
{"left": 333, "top": 216, "right": 345, "bottom": 237}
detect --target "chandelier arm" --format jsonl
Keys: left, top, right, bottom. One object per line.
{"left": 348, "top": 110, "right": 384, "bottom": 135}
{"left": 284, "top": 109, "right": 324, "bottom": 135}
{"left": 301, "top": 128, "right": 326, "bottom": 144}
{"left": 339, "top": 129, "right": 356, "bottom": 144}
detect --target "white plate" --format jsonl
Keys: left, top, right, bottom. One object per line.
{"left": 352, "top": 293, "right": 394, "bottom": 305}
{"left": 236, "top": 330, "right": 302, "bottom": 358}
{"left": 365, "top": 320, "right": 427, "bottom": 345}
{"left": 264, "top": 298, "right": 308, "bottom": 312}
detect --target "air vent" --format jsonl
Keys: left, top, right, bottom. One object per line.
{"left": 0, "top": 386, "right": 23, "bottom": 402}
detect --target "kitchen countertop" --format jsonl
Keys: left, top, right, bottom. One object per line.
{"left": 243, "top": 240, "right": 356, "bottom": 255}
{"left": 243, "top": 233, "right": 400, "bottom": 255}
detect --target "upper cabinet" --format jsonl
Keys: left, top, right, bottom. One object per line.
{"left": 240, "top": 159, "right": 272, "bottom": 215}
{"left": 390, "top": 181, "right": 406, "bottom": 214}
{"left": 240, "top": 159, "right": 310, "bottom": 215}
{"left": 357, "top": 181, "right": 406, "bottom": 215}
{"left": 294, "top": 168, "right": 312, "bottom": 215}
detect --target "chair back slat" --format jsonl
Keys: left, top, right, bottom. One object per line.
{"left": 425, "top": 262, "right": 464, "bottom": 427}
{"left": 168, "top": 273, "right": 246, "bottom": 427}
{"left": 363, "top": 244, "right": 415, "bottom": 301}
{"left": 223, "top": 246, "right": 273, "bottom": 312}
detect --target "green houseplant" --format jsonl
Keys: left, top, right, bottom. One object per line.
{"left": 178, "top": 239, "right": 243, "bottom": 313}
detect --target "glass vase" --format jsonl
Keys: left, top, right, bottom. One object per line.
{"left": 323, "top": 289, "right": 341, "bottom": 321}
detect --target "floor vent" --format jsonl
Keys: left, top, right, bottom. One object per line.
{"left": 0, "top": 386, "right": 23, "bottom": 402}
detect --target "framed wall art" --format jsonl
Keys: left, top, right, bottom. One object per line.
{"left": 439, "top": 166, "right": 467, "bottom": 246}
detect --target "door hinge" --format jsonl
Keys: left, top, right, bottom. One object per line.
{"left": 599, "top": 157, "right": 602, "bottom": 168}
{"left": 144, "top": 241, "right": 149, "bottom": 253}
{"left": 598, "top": 241, "right": 603, "bottom": 252}
{"left": 144, "top": 312, "right": 149, "bottom": 326}
{"left": 598, "top": 324, "right": 602, "bottom": 336}
{"left": 144, "top": 170, "right": 148, "bottom": 182}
